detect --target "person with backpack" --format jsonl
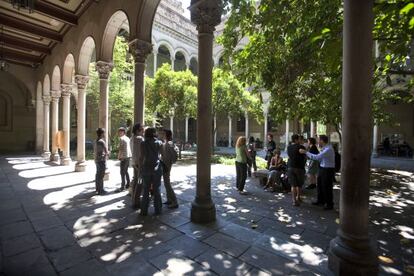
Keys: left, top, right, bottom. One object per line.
{"left": 139, "top": 127, "right": 163, "bottom": 216}
{"left": 247, "top": 136, "right": 257, "bottom": 177}
{"left": 160, "top": 129, "right": 179, "bottom": 209}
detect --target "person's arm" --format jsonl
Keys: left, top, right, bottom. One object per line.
{"left": 306, "top": 146, "right": 329, "bottom": 162}
{"left": 103, "top": 141, "right": 109, "bottom": 159}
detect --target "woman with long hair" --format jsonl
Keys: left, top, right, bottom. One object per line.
{"left": 305, "top": 137, "right": 319, "bottom": 190}
{"left": 235, "top": 136, "right": 250, "bottom": 195}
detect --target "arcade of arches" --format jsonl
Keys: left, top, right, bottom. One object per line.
{"left": 0, "top": 0, "right": 399, "bottom": 274}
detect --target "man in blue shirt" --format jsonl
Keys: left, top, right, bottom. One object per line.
{"left": 299, "top": 135, "right": 335, "bottom": 210}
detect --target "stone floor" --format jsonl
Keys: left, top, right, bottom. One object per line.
{"left": 0, "top": 156, "right": 413, "bottom": 276}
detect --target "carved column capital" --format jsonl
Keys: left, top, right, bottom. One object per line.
{"left": 50, "top": 90, "right": 61, "bottom": 102}
{"left": 190, "top": 0, "right": 223, "bottom": 33}
{"left": 61, "top": 84, "right": 73, "bottom": 98}
{"left": 96, "top": 61, "right": 114, "bottom": 79}
{"left": 75, "top": 75, "right": 90, "bottom": 90}
{"left": 42, "top": 95, "right": 51, "bottom": 104}
{"left": 129, "top": 39, "right": 153, "bottom": 64}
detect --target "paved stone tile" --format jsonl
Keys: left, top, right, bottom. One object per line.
{"left": 0, "top": 220, "right": 33, "bottom": 240}
{"left": 60, "top": 259, "right": 111, "bottom": 276}
{"left": 38, "top": 225, "right": 76, "bottom": 251}
{"left": 219, "top": 222, "right": 261, "bottom": 244}
{"left": 258, "top": 217, "right": 305, "bottom": 236}
{"left": 0, "top": 199, "right": 21, "bottom": 211}
{"left": 157, "top": 213, "right": 191, "bottom": 228}
{"left": 203, "top": 233, "right": 250, "bottom": 258}
{"left": 26, "top": 209, "right": 57, "bottom": 221}
{"left": 164, "top": 234, "right": 211, "bottom": 259}
{"left": 3, "top": 247, "right": 57, "bottom": 276}
{"left": 32, "top": 215, "right": 64, "bottom": 232}
{"left": 2, "top": 232, "right": 42, "bottom": 257}
{"left": 177, "top": 222, "right": 217, "bottom": 240}
{"left": 150, "top": 252, "right": 214, "bottom": 276}
{"left": 244, "top": 268, "right": 272, "bottom": 276}
{"left": 106, "top": 253, "right": 159, "bottom": 276}
{"left": 48, "top": 244, "right": 92, "bottom": 272}
{"left": 0, "top": 207, "right": 27, "bottom": 226}
{"left": 296, "top": 229, "right": 332, "bottom": 252}
{"left": 195, "top": 248, "right": 252, "bottom": 276}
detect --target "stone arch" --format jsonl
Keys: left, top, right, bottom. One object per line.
{"left": 62, "top": 54, "right": 76, "bottom": 84}
{"left": 174, "top": 48, "right": 190, "bottom": 65}
{"left": 174, "top": 50, "right": 188, "bottom": 71}
{"left": 101, "top": 10, "right": 130, "bottom": 62}
{"left": 78, "top": 36, "right": 97, "bottom": 76}
{"left": 51, "top": 66, "right": 61, "bottom": 91}
{"left": 214, "top": 50, "right": 225, "bottom": 66}
{"left": 134, "top": 0, "right": 160, "bottom": 42}
{"left": 190, "top": 57, "right": 198, "bottom": 76}
{"left": 157, "top": 44, "right": 172, "bottom": 68}
{"left": 156, "top": 41, "right": 174, "bottom": 57}
{"left": 43, "top": 74, "right": 51, "bottom": 96}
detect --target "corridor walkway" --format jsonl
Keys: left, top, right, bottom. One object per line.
{"left": 0, "top": 156, "right": 412, "bottom": 275}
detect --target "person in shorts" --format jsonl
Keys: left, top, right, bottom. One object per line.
{"left": 287, "top": 134, "right": 306, "bottom": 206}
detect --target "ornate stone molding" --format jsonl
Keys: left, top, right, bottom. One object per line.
{"left": 75, "top": 75, "right": 90, "bottom": 90}
{"left": 50, "top": 90, "right": 61, "bottom": 102}
{"left": 96, "top": 61, "right": 114, "bottom": 79}
{"left": 129, "top": 39, "right": 153, "bottom": 64}
{"left": 60, "top": 84, "right": 73, "bottom": 98}
{"left": 42, "top": 95, "right": 51, "bottom": 104}
{"left": 190, "top": 0, "right": 223, "bottom": 33}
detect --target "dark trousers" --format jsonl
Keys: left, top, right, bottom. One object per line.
{"left": 248, "top": 156, "right": 257, "bottom": 177}
{"left": 120, "top": 158, "right": 130, "bottom": 188}
{"left": 235, "top": 161, "right": 247, "bottom": 191}
{"left": 131, "top": 166, "right": 142, "bottom": 208}
{"left": 162, "top": 163, "right": 177, "bottom": 205}
{"left": 95, "top": 161, "right": 106, "bottom": 193}
{"left": 317, "top": 167, "right": 335, "bottom": 207}
{"left": 141, "top": 169, "right": 163, "bottom": 215}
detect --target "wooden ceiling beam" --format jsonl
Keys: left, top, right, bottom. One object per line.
{"left": 0, "top": 34, "right": 51, "bottom": 54}
{"left": 34, "top": 1, "right": 78, "bottom": 26}
{"left": 2, "top": 48, "right": 42, "bottom": 64}
{"left": 0, "top": 13, "right": 63, "bottom": 42}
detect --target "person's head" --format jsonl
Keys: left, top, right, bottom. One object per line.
{"left": 118, "top": 127, "right": 126, "bottom": 137}
{"left": 299, "top": 135, "right": 305, "bottom": 144}
{"left": 96, "top": 128, "right": 105, "bottom": 139}
{"left": 164, "top": 129, "right": 173, "bottom": 141}
{"left": 318, "top": 135, "right": 329, "bottom": 147}
{"left": 132, "top": 123, "right": 143, "bottom": 136}
{"left": 291, "top": 134, "right": 300, "bottom": 144}
{"left": 267, "top": 134, "right": 273, "bottom": 141}
{"left": 308, "top": 137, "right": 316, "bottom": 146}
{"left": 273, "top": 148, "right": 281, "bottom": 156}
{"left": 249, "top": 136, "right": 255, "bottom": 143}
{"left": 144, "top": 127, "right": 157, "bottom": 139}
{"left": 236, "top": 136, "right": 247, "bottom": 148}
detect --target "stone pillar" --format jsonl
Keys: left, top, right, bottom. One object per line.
{"left": 190, "top": 0, "right": 222, "bottom": 224}
{"left": 245, "top": 111, "right": 249, "bottom": 139}
{"left": 170, "top": 116, "right": 174, "bottom": 134}
{"left": 61, "top": 84, "right": 72, "bottom": 166}
{"left": 186, "top": 62, "right": 190, "bottom": 70}
{"left": 328, "top": 0, "right": 378, "bottom": 275}
{"left": 228, "top": 115, "right": 232, "bottom": 148}
{"left": 75, "top": 75, "right": 89, "bottom": 172}
{"left": 36, "top": 93, "right": 44, "bottom": 154}
{"left": 50, "top": 90, "right": 61, "bottom": 162}
{"left": 264, "top": 112, "right": 268, "bottom": 146}
{"left": 129, "top": 39, "right": 152, "bottom": 125}
{"left": 42, "top": 96, "right": 51, "bottom": 159}
{"left": 185, "top": 116, "right": 189, "bottom": 142}
{"left": 96, "top": 61, "right": 113, "bottom": 144}
{"left": 310, "top": 121, "right": 315, "bottom": 138}
{"left": 171, "top": 57, "right": 175, "bottom": 71}
{"left": 285, "top": 119, "right": 290, "bottom": 151}
{"left": 213, "top": 115, "right": 217, "bottom": 147}
{"left": 372, "top": 124, "right": 378, "bottom": 158}
{"left": 153, "top": 49, "right": 158, "bottom": 76}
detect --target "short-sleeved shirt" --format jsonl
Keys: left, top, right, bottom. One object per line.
{"left": 236, "top": 145, "right": 248, "bottom": 163}
{"left": 287, "top": 143, "right": 306, "bottom": 169}
{"left": 94, "top": 139, "right": 107, "bottom": 162}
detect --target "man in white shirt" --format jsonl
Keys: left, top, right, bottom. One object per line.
{"left": 117, "top": 127, "right": 132, "bottom": 192}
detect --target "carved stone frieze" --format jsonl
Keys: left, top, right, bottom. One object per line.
{"left": 190, "top": 0, "right": 223, "bottom": 33}
{"left": 60, "top": 84, "right": 73, "bottom": 98}
{"left": 129, "top": 39, "right": 153, "bottom": 63}
{"left": 75, "top": 75, "right": 90, "bottom": 90}
{"left": 96, "top": 61, "right": 114, "bottom": 79}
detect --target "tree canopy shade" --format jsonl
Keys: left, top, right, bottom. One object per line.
{"left": 219, "top": 0, "right": 414, "bottom": 130}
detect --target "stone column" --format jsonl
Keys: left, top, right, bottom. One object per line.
{"left": 96, "top": 61, "right": 113, "bottom": 143}
{"left": 264, "top": 112, "right": 268, "bottom": 146}
{"left": 372, "top": 124, "right": 378, "bottom": 158}
{"left": 36, "top": 93, "right": 44, "bottom": 154}
{"left": 228, "top": 115, "right": 232, "bottom": 148}
{"left": 153, "top": 49, "right": 158, "bottom": 76}
{"left": 310, "top": 121, "right": 315, "bottom": 138}
{"left": 190, "top": 0, "right": 222, "bottom": 224}
{"left": 213, "top": 115, "right": 217, "bottom": 147}
{"left": 42, "top": 96, "right": 51, "bottom": 159}
{"left": 50, "top": 90, "right": 61, "bottom": 162}
{"left": 185, "top": 116, "right": 189, "bottom": 142}
{"left": 186, "top": 62, "right": 190, "bottom": 70}
{"left": 170, "top": 115, "right": 174, "bottom": 133}
{"left": 75, "top": 75, "right": 89, "bottom": 172}
{"left": 245, "top": 111, "right": 249, "bottom": 139}
{"left": 129, "top": 39, "right": 152, "bottom": 125}
{"left": 285, "top": 119, "right": 290, "bottom": 151}
{"left": 171, "top": 57, "right": 176, "bottom": 71}
{"left": 328, "top": 0, "right": 378, "bottom": 275}
{"left": 61, "top": 84, "right": 72, "bottom": 166}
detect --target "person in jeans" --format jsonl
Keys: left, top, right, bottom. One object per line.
{"left": 265, "top": 134, "right": 276, "bottom": 169}
{"left": 235, "top": 136, "right": 250, "bottom": 195}
{"left": 287, "top": 134, "right": 306, "bottom": 206}
{"left": 247, "top": 136, "right": 257, "bottom": 177}
{"left": 117, "top": 127, "right": 132, "bottom": 192}
{"left": 139, "top": 127, "right": 163, "bottom": 216}
{"left": 130, "top": 123, "right": 144, "bottom": 207}
{"left": 300, "top": 135, "right": 335, "bottom": 210}
{"left": 160, "top": 129, "right": 179, "bottom": 209}
{"left": 94, "top": 128, "right": 108, "bottom": 195}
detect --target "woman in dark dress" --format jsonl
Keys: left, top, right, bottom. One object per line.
{"left": 305, "top": 137, "right": 319, "bottom": 190}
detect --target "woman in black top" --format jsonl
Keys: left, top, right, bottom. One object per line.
{"left": 247, "top": 136, "right": 257, "bottom": 177}
{"left": 266, "top": 134, "right": 276, "bottom": 169}
{"left": 305, "top": 137, "right": 319, "bottom": 190}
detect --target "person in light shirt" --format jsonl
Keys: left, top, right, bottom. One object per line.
{"left": 299, "top": 135, "right": 335, "bottom": 210}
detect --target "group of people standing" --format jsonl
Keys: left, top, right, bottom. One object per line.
{"left": 94, "top": 124, "right": 179, "bottom": 216}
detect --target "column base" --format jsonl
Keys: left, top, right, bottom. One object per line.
{"left": 51, "top": 153, "right": 60, "bottom": 162}
{"left": 328, "top": 236, "right": 378, "bottom": 276}
{"left": 75, "top": 161, "right": 87, "bottom": 172}
{"left": 42, "top": 151, "right": 51, "bottom": 160}
{"left": 61, "top": 157, "right": 71, "bottom": 166}
{"left": 191, "top": 196, "right": 216, "bottom": 224}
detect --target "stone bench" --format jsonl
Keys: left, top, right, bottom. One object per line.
{"left": 253, "top": 169, "right": 269, "bottom": 186}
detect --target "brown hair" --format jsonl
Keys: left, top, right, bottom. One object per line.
{"left": 235, "top": 136, "right": 247, "bottom": 148}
